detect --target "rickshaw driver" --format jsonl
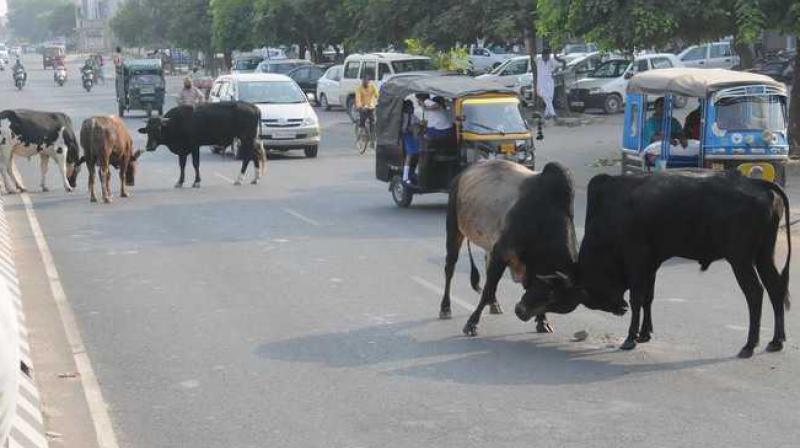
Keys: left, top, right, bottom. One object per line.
{"left": 355, "top": 75, "right": 380, "bottom": 142}
{"left": 644, "top": 97, "right": 687, "bottom": 147}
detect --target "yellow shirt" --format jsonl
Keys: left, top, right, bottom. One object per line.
{"left": 355, "top": 82, "right": 379, "bottom": 109}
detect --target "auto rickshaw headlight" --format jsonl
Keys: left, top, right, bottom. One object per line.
{"left": 762, "top": 130, "right": 778, "bottom": 145}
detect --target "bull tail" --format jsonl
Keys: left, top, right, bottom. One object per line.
{"left": 765, "top": 181, "right": 792, "bottom": 310}
{"left": 467, "top": 240, "right": 481, "bottom": 292}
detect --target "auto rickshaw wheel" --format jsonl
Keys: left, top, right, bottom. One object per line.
{"left": 390, "top": 176, "right": 413, "bottom": 208}
{"left": 118, "top": 104, "right": 125, "bottom": 117}
{"left": 158, "top": 107, "right": 163, "bottom": 116}
{"left": 146, "top": 105, "right": 152, "bottom": 118}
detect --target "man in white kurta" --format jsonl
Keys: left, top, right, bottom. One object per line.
{"left": 536, "top": 48, "right": 561, "bottom": 118}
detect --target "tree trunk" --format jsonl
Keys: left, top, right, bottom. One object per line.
{"left": 523, "top": 21, "right": 538, "bottom": 114}
{"left": 223, "top": 50, "right": 232, "bottom": 72}
{"left": 789, "top": 50, "right": 800, "bottom": 158}
{"left": 734, "top": 41, "right": 754, "bottom": 69}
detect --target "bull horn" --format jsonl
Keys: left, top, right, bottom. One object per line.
{"left": 554, "top": 271, "right": 573, "bottom": 288}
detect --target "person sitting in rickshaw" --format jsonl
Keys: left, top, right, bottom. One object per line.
{"left": 401, "top": 98, "right": 422, "bottom": 186}
{"left": 684, "top": 100, "right": 703, "bottom": 140}
{"left": 422, "top": 96, "right": 454, "bottom": 150}
{"left": 643, "top": 97, "right": 686, "bottom": 147}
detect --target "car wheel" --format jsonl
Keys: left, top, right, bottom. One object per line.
{"left": 604, "top": 94, "right": 623, "bottom": 114}
{"left": 304, "top": 145, "right": 318, "bottom": 158}
{"left": 346, "top": 96, "right": 357, "bottom": 123}
{"left": 390, "top": 176, "right": 413, "bottom": 208}
{"left": 320, "top": 94, "right": 330, "bottom": 111}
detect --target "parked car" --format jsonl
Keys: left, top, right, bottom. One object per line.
{"left": 286, "top": 65, "right": 327, "bottom": 102}
{"left": 0, "top": 44, "right": 9, "bottom": 64}
{"left": 678, "top": 42, "right": 739, "bottom": 69}
{"left": 748, "top": 49, "right": 795, "bottom": 84}
{"left": 339, "top": 53, "right": 434, "bottom": 120}
{"left": 568, "top": 53, "right": 684, "bottom": 114}
{"left": 232, "top": 55, "right": 264, "bottom": 74}
{"left": 476, "top": 55, "right": 531, "bottom": 88}
{"left": 468, "top": 46, "right": 515, "bottom": 74}
{"left": 208, "top": 73, "right": 321, "bottom": 158}
{"left": 255, "top": 59, "right": 313, "bottom": 75}
{"left": 316, "top": 64, "right": 344, "bottom": 110}
{"left": 558, "top": 43, "right": 598, "bottom": 63}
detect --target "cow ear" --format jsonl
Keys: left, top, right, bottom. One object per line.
{"left": 137, "top": 127, "right": 147, "bottom": 134}
{"left": 133, "top": 149, "right": 144, "bottom": 160}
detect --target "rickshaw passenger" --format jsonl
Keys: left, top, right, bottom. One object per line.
{"left": 423, "top": 96, "right": 454, "bottom": 150}
{"left": 684, "top": 100, "right": 702, "bottom": 140}
{"left": 643, "top": 97, "right": 686, "bottom": 147}
{"left": 401, "top": 99, "right": 421, "bottom": 186}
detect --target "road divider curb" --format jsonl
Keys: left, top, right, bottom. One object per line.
{"left": 0, "top": 197, "right": 48, "bottom": 448}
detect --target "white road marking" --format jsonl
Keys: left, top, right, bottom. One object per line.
{"left": 725, "top": 324, "right": 748, "bottom": 332}
{"left": 21, "top": 193, "right": 120, "bottom": 448}
{"left": 664, "top": 298, "right": 688, "bottom": 303}
{"left": 282, "top": 208, "right": 320, "bottom": 226}
{"left": 410, "top": 275, "right": 475, "bottom": 311}
{"left": 214, "top": 172, "right": 234, "bottom": 183}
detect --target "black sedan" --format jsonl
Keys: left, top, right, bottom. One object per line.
{"left": 286, "top": 65, "right": 328, "bottom": 103}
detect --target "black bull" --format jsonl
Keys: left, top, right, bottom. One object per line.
{"left": 138, "top": 101, "right": 260, "bottom": 188}
{"left": 523, "top": 171, "right": 791, "bottom": 359}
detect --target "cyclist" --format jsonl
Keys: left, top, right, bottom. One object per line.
{"left": 355, "top": 74, "right": 379, "bottom": 146}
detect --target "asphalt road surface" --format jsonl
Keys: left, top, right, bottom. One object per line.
{"left": 2, "top": 55, "right": 799, "bottom": 448}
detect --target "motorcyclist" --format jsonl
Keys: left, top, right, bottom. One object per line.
{"left": 12, "top": 59, "right": 26, "bottom": 82}
{"left": 54, "top": 61, "right": 67, "bottom": 82}
{"left": 81, "top": 59, "right": 95, "bottom": 82}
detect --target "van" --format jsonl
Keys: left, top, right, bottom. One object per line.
{"left": 339, "top": 53, "right": 434, "bottom": 120}
{"left": 678, "top": 42, "right": 739, "bottom": 69}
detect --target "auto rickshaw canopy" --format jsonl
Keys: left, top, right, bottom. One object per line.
{"left": 376, "top": 74, "right": 517, "bottom": 146}
{"left": 627, "top": 68, "right": 786, "bottom": 98}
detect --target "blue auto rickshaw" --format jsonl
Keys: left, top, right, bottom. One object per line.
{"left": 621, "top": 68, "right": 789, "bottom": 184}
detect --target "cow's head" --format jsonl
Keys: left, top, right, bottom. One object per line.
{"left": 514, "top": 271, "right": 584, "bottom": 321}
{"left": 573, "top": 242, "right": 629, "bottom": 316}
{"left": 138, "top": 118, "right": 169, "bottom": 152}
{"left": 125, "top": 150, "right": 144, "bottom": 186}
{"left": 64, "top": 129, "right": 82, "bottom": 189}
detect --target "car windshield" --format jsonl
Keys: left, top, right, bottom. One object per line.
{"left": 564, "top": 44, "right": 587, "bottom": 54}
{"left": 262, "top": 62, "right": 308, "bottom": 74}
{"left": 239, "top": 81, "right": 306, "bottom": 104}
{"left": 131, "top": 74, "right": 163, "bottom": 86}
{"left": 591, "top": 60, "right": 630, "bottom": 78}
{"left": 462, "top": 101, "right": 528, "bottom": 134}
{"left": 715, "top": 95, "right": 786, "bottom": 131}
{"left": 391, "top": 59, "right": 433, "bottom": 73}
{"left": 234, "top": 59, "right": 262, "bottom": 71}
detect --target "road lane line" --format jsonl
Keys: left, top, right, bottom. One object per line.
{"left": 410, "top": 275, "right": 474, "bottom": 311}
{"left": 214, "top": 172, "right": 234, "bottom": 183}
{"left": 21, "top": 193, "right": 120, "bottom": 448}
{"left": 282, "top": 208, "right": 321, "bottom": 226}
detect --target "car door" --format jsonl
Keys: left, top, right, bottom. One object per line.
{"left": 710, "top": 43, "right": 735, "bottom": 68}
{"left": 291, "top": 67, "right": 311, "bottom": 92}
{"left": 340, "top": 60, "right": 362, "bottom": 103}
{"left": 498, "top": 58, "right": 528, "bottom": 87}
{"left": 680, "top": 45, "right": 709, "bottom": 68}
{"left": 326, "top": 66, "right": 343, "bottom": 105}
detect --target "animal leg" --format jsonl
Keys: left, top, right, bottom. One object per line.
{"left": 100, "top": 162, "right": 112, "bottom": 203}
{"left": 119, "top": 157, "right": 129, "bottom": 198}
{"left": 637, "top": 271, "right": 658, "bottom": 343}
{"left": 176, "top": 153, "right": 187, "bottom": 188}
{"left": 535, "top": 314, "right": 554, "bottom": 333}
{"left": 440, "top": 231, "right": 464, "bottom": 320}
{"left": 463, "top": 253, "right": 505, "bottom": 337}
{"left": 731, "top": 262, "right": 764, "bottom": 359}
{"left": 756, "top": 249, "right": 786, "bottom": 353}
{"left": 51, "top": 150, "right": 72, "bottom": 192}
{"left": 39, "top": 153, "right": 50, "bottom": 192}
{"left": 483, "top": 252, "right": 503, "bottom": 315}
{"left": 0, "top": 152, "right": 16, "bottom": 194}
{"left": 87, "top": 161, "right": 97, "bottom": 202}
{"left": 191, "top": 147, "right": 201, "bottom": 188}
{"left": 9, "top": 156, "right": 25, "bottom": 192}
{"left": 620, "top": 287, "right": 644, "bottom": 351}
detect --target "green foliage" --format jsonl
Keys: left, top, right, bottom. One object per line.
{"left": 405, "top": 38, "right": 468, "bottom": 71}
{"left": 7, "top": 0, "right": 76, "bottom": 42}
{"left": 210, "top": 0, "right": 255, "bottom": 52}
{"left": 734, "top": 0, "right": 766, "bottom": 43}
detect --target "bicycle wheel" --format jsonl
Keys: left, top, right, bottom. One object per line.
{"left": 355, "top": 124, "right": 368, "bottom": 154}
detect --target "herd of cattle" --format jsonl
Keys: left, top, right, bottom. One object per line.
{"left": 444, "top": 160, "right": 791, "bottom": 359}
{"left": 0, "top": 101, "right": 265, "bottom": 202}
{"left": 0, "top": 104, "right": 793, "bottom": 359}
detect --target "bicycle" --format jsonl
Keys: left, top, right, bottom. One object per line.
{"left": 354, "top": 109, "right": 376, "bottom": 154}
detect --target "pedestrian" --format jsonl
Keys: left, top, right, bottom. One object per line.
{"left": 177, "top": 77, "right": 206, "bottom": 107}
{"left": 113, "top": 46, "right": 123, "bottom": 68}
{"left": 536, "top": 48, "right": 563, "bottom": 119}
{"left": 401, "top": 98, "right": 422, "bottom": 186}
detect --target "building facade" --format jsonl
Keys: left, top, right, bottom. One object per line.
{"left": 75, "top": 0, "right": 119, "bottom": 52}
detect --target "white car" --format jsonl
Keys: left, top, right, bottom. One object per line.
{"left": 339, "top": 53, "right": 434, "bottom": 120}
{"left": 0, "top": 44, "right": 9, "bottom": 65}
{"left": 678, "top": 42, "right": 739, "bottom": 69}
{"left": 557, "top": 43, "right": 598, "bottom": 63}
{"left": 468, "top": 47, "right": 514, "bottom": 74}
{"left": 208, "top": 73, "right": 321, "bottom": 158}
{"left": 568, "top": 53, "right": 684, "bottom": 114}
{"left": 476, "top": 55, "right": 532, "bottom": 88}
{"left": 316, "top": 64, "right": 344, "bottom": 110}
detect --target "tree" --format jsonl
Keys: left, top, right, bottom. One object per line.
{"left": 7, "top": 0, "right": 75, "bottom": 42}
{"left": 210, "top": 0, "right": 255, "bottom": 68}
{"left": 110, "top": 0, "right": 156, "bottom": 48}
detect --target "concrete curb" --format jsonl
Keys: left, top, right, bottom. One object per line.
{"left": 0, "top": 198, "right": 48, "bottom": 448}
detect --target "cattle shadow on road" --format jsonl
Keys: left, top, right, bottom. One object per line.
{"left": 255, "top": 319, "right": 732, "bottom": 386}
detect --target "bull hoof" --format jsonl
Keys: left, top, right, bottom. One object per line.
{"left": 251, "top": 178, "right": 259, "bottom": 185}
{"left": 64, "top": 186, "right": 73, "bottom": 193}
{"left": 41, "top": 186, "right": 49, "bottom": 192}
{"left": 103, "top": 197, "right": 112, "bottom": 204}
{"left": 90, "top": 196, "right": 98, "bottom": 203}
{"left": 439, "top": 308, "right": 452, "bottom": 320}
{"left": 174, "top": 182, "right": 184, "bottom": 189}
{"left": 121, "top": 192, "right": 129, "bottom": 198}
{"left": 17, "top": 188, "right": 26, "bottom": 193}
{"left": 737, "top": 346, "right": 755, "bottom": 359}
{"left": 462, "top": 322, "right": 478, "bottom": 337}
{"left": 192, "top": 181, "right": 201, "bottom": 188}
{"left": 489, "top": 302, "right": 503, "bottom": 315}
{"left": 636, "top": 333, "right": 651, "bottom": 343}
{"left": 620, "top": 338, "right": 637, "bottom": 351}
{"left": 766, "top": 340, "right": 784, "bottom": 352}
{"left": 536, "top": 321, "right": 554, "bottom": 333}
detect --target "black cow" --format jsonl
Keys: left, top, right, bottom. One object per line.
{"left": 441, "top": 160, "right": 588, "bottom": 337}
{"left": 521, "top": 171, "right": 791, "bottom": 359}
{"left": 138, "top": 101, "right": 261, "bottom": 188}
{"left": 0, "top": 109, "right": 81, "bottom": 193}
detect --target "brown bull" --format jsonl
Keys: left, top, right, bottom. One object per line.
{"left": 79, "top": 116, "right": 142, "bottom": 203}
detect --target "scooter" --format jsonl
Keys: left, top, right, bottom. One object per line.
{"left": 54, "top": 66, "right": 67, "bottom": 86}
{"left": 82, "top": 68, "right": 94, "bottom": 92}
{"left": 13, "top": 69, "right": 25, "bottom": 90}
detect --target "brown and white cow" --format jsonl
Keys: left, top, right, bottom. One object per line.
{"left": 0, "top": 109, "right": 80, "bottom": 194}
{"left": 79, "top": 115, "right": 143, "bottom": 203}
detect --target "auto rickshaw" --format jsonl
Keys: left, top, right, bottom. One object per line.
{"left": 42, "top": 46, "right": 64, "bottom": 69}
{"left": 376, "top": 75, "right": 536, "bottom": 207}
{"left": 116, "top": 59, "right": 166, "bottom": 117}
{"left": 622, "top": 68, "right": 789, "bottom": 184}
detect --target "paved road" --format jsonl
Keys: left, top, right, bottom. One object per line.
{"left": 3, "top": 55, "right": 800, "bottom": 448}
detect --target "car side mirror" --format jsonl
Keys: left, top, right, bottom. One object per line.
{"left": 624, "top": 72, "right": 634, "bottom": 80}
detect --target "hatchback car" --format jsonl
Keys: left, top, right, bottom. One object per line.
{"left": 208, "top": 73, "right": 321, "bottom": 158}
{"left": 316, "top": 65, "right": 344, "bottom": 110}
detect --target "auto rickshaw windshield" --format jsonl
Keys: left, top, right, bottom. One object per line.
{"left": 131, "top": 74, "right": 163, "bottom": 87}
{"left": 462, "top": 100, "right": 528, "bottom": 134}
{"left": 715, "top": 95, "right": 786, "bottom": 131}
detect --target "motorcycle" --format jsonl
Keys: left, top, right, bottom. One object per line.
{"left": 13, "top": 69, "right": 25, "bottom": 90}
{"left": 82, "top": 68, "right": 94, "bottom": 92}
{"left": 54, "top": 66, "right": 67, "bottom": 86}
